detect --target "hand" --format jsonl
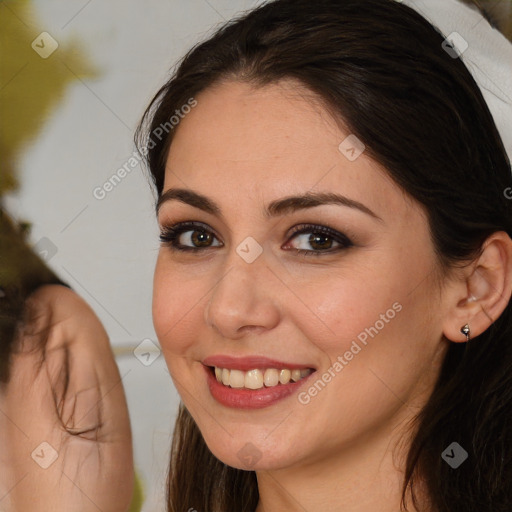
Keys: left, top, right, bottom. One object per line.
{"left": 0, "top": 285, "right": 134, "bottom": 511}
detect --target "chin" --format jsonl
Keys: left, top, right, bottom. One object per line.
{"left": 200, "top": 430, "right": 301, "bottom": 472}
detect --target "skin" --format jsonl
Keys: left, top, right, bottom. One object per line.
{"left": 0, "top": 285, "right": 134, "bottom": 512}
{"left": 152, "top": 79, "right": 512, "bottom": 511}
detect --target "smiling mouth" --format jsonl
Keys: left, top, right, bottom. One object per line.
{"left": 211, "top": 366, "right": 314, "bottom": 390}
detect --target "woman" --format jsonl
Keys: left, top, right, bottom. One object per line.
{"left": 135, "top": 0, "right": 512, "bottom": 510}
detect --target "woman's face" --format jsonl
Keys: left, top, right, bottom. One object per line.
{"left": 153, "top": 79, "right": 450, "bottom": 471}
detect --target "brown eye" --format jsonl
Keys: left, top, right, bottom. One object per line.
{"left": 189, "top": 230, "right": 214, "bottom": 247}
{"left": 285, "top": 224, "right": 353, "bottom": 256}
{"left": 159, "top": 222, "right": 222, "bottom": 251}
{"left": 307, "top": 233, "right": 334, "bottom": 250}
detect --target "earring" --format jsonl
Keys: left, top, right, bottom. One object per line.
{"left": 460, "top": 323, "right": 470, "bottom": 341}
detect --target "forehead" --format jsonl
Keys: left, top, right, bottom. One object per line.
{"left": 168, "top": 79, "right": 339, "bottom": 173}
{"left": 163, "top": 79, "right": 414, "bottom": 222}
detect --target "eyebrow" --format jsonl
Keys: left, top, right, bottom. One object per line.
{"left": 156, "top": 187, "right": 383, "bottom": 222}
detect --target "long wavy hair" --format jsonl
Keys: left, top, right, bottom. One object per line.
{"left": 135, "top": 0, "right": 512, "bottom": 510}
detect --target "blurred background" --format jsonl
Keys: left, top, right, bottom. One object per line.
{"left": 1, "top": 0, "right": 263, "bottom": 509}
{"left": 1, "top": 0, "right": 510, "bottom": 510}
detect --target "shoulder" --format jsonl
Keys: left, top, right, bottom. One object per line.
{"left": 20, "top": 284, "right": 111, "bottom": 356}
{"left": 26, "top": 284, "right": 99, "bottom": 322}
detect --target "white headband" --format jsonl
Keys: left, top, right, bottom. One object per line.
{"left": 400, "top": 0, "right": 512, "bottom": 164}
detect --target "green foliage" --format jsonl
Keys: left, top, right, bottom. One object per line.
{"left": 129, "top": 471, "right": 145, "bottom": 512}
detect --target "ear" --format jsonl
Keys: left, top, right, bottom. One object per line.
{"left": 442, "top": 231, "right": 512, "bottom": 343}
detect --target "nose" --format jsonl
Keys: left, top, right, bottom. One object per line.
{"left": 204, "top": 250, "right": 281, "bottom": 339}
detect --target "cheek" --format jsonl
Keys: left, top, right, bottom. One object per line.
{"left": 293, "top": 269, "right": 400, "bottom": 353}
{"left": 294, "top": 258, "right": 435, "bottom": 373}
{"left": 152, "top": 257, "right": 203, "bottom": 357}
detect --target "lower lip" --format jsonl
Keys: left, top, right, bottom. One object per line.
{"left": 204, "top": 365, "right": 314, "bottom": 409}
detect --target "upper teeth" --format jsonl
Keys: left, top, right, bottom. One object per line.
{"left": 214, "top": 367, "right": 312, "bottom": 389}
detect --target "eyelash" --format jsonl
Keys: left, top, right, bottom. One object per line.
{"left": 159, "top": 221, "right": 354, "bottom": 257}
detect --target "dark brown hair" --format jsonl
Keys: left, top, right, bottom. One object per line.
{"left": 135, "top": 0, "right": 512, "bottom": 510}
{"left": 0, "top": 208, "right": 67, "bottom": 384}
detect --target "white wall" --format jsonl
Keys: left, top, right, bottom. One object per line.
{"left": 4, "top": 1, "right": 263, "bottom": 509}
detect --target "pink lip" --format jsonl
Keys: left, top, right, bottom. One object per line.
{"left": 202, "top": 356, "right": 316, "bottom": 409}
{"left": 202, "top": 355, "right": 315, "bottom": 371}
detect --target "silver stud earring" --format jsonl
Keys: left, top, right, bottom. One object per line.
{"left": 460, "top": 323, "right": 470, "bottom": 341}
